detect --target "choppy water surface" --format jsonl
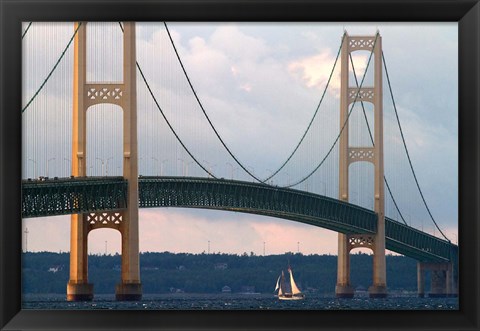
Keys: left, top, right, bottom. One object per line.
{"left": 22, "top": 293, "right": 458, "bottom": 310}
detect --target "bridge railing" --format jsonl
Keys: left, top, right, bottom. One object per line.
{"left": 139, "top": 176, "right": 378, "bottom": 235}
{"left": 22, "top": 176, "right": 127, "bottom": 217}
{"left": 385, "top": 217, "right": 456, "bottom": 262}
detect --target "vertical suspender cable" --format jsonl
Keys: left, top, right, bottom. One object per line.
{"left": 22, "top": 23, "right": 81, "bottom": 112}
{"left": 118, "top": 22, "right": 215, "bottom": 178}
{"left": 164, "top": 22, "right": 345, "bottom": 184}
{"left": 382, "top": 52, "right": 449, "bottom": 241}
{"left": 285, "top": 33, "right": 379, "bottom": 188}
{"left": 349, "top": 53, "right": 407, "bottom": 225}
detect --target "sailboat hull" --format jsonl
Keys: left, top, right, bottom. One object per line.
{"left": 277, "top": 294, "right": 305, "bottom": 301}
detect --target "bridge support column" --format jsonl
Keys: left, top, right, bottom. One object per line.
{"left": 336, "top": 234, "right": 354, "bottom": 298}
{"left": 417, "top": 262, "right": 457, "bottom": 298}
{"left": 115, "top": 212, "right": 142, "bottom": 301}
{"left": 67, "top": 214, "right": 93, "bottom": 301}
{"left": 430, "top": 269, "right": 447, "bottom": 297}
{"left": 336, "top": 30, "right": 355, "bottom": 299}
{"left": 445, "top": 262, "right": 457, "bottom": 297}
{"left": 336, "top": 31, "right": 387, "bottom": 298}
{"left": 67, "top": 22, "right": 93, "bottom": 302}
{"left": 114, "top": 21, "right": 142, "bottom": 301}
{"left": 368, "top": 31, "right": 387, "bottom": 299}
{"left": 368, "top": 229, "right": 387, "bottom": 298}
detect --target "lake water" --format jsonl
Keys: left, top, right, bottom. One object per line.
{"left": 22, "top": 293, "right": 459, "bottom": 310}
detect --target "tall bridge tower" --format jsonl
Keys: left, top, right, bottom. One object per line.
{"left": 336, "top": 32, "right": 387, "bottom": 298}
{"left": 67, "top": 22, "right": 142, "bottom": 301}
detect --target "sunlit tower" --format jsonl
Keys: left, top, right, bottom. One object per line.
{"left": 67, "top": 22, "right": 141, "bottom": 301}
{"left": 336, "top": 31, "right": 387, "bottom": 298}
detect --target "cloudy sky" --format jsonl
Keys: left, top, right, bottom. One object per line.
{"left": 22, "top": 22, "right": 458, "bottom": 256}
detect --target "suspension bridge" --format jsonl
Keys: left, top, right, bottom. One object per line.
{"left": 21, "top": 22, "right": 458, "bottom": 301}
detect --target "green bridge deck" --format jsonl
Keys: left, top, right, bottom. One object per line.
{"left": 22, "top": 176, "right": 457, "bottom": 264}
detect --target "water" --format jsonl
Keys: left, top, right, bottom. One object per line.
{"left": 22, "top": 293, "right": 459, "bottom": 310}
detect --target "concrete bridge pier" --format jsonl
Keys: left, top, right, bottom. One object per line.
{"left": 368, "top": 219, "right": 387, "bottom": 298}
{"left": 335, "top": 234, "right": 354, "bottom": 298}
{"left": 67, "top": 214, "right": 93, "bottom": 301}
{"left": 430, "top": 269, "right": 447, "bottom": 297}
{"left": 335, "top": 233, "right": 386, "bottom": 298}
{"left": 417, "top": 262, "right": 457, "bottom": 298}
{"left": 115, "top": 210, "right": 142, "bottom": 301}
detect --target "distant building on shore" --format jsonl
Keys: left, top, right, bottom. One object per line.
{"left": 221, "top": 285, "right": 232, "bottom": 293}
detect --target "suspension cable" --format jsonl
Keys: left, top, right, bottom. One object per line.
{"left": 121, "top": 22, "right": 443, "bottom": 238}
{"left": 263, "top": 33, "right": 346, "bottom": 182}
{"left": 163, "top": 22, "right": 264, "bottom": 182}
{"left": 382, "top": 51, "right": 449, "bottom": 241}
{"left": 22, "top": 22, "right": 33, "bottom": 39}
{"left": 164, "top": 22, "right": 346, "bottom": 184}
{"left": 22, "top": 22, "right": 81, "bottom": 113}
{"left": 349, "top": 53, "right": 408, "bottom": 226}
{"left": 118, "top": 22, "right": 216, "bottom": 178}
{"left": 285, "top": 33, "right": 379, "bottom": 188}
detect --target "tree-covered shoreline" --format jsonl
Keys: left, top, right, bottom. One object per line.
{"left": 22, "top": 251, "right": 419, "bottom": 294}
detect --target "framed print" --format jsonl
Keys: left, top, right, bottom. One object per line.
{"left": 1, "top": 0, "right": 479, "bottom": 330}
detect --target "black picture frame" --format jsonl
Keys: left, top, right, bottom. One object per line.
{"left": 1, "top": 0, "right": 479, "bottom": 330}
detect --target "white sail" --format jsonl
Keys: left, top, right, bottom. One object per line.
{"left": 274, "top": 275, "right": 281, "bottom": 292}
{"left": 288, "top": 268, "right": 302, "bottom": 295}
{"left": 278, "top": 271, "right": 286, "bottom": 296}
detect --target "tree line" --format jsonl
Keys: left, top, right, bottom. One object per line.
{"left": 22, "top": 251, "right": 419, "bottom": 294}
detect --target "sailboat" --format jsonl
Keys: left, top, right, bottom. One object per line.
{"left": 274, "top": 266, "right": 305, "bottom": 300}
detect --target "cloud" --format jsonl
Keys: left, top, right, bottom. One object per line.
{"left": 287, "top": 48, "right": 369, "bottom": 99}
{"left": 209, "top": 25, "right": 270, "bottom": 61}
{"left": 288, "top": 51, "right": 340, "bottom": 93}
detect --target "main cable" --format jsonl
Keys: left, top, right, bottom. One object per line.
{"left": 264, "top": 33, "right": 346, "bottom": 182}
{"left": 22, "top": 22, "right": 33, "bottom": 39}
{"left": 163, "top": 22, "right": 262, "bottom": 182}
{"left": 382, "top": 51, "right": 449, "bottom": 241}
{"left": 164, "top": 22, "right": 345, "bottom": 184}
{"left": 22, "top": 22, "right": 81, "bottom": 113}
{"left": 118, "top": 22, "right": 216, "bottom": 179}
{"left": 285, "top": 33, "right": 379, "bottom": 188}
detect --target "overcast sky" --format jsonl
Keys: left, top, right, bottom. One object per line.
{"left": 22, "top": 22, "right": 458, "bottom": 256}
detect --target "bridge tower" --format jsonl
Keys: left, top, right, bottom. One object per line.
{"left": 67, "top": 22, "right": 142, "bottom": 301}
{"left": 336, "top": 32, "right": 387, "bottom": 298}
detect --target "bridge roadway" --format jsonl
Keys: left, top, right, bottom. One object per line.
{"left": 22, "top": 176, "right": 457, "bottom": 264}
